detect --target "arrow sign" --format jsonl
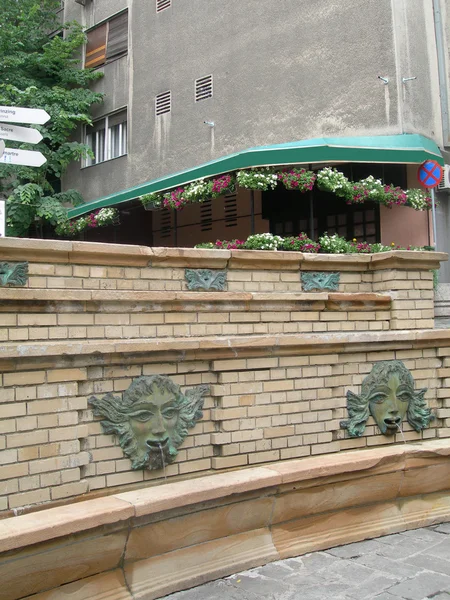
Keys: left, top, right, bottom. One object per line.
{"left": 0, "top": 148, "right": 46, "bottom": 167}
{"left": 0, "top": 200, "right": 5, "bottom": 237}
{"left": 0, "top": 123, "right": 43, "bottom": 144}
{"left": 0, "top": 106, "right": 50, "bottom": 125}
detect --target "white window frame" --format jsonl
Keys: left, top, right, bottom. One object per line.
{"left": 84, "top": 109, "right": 127, "bottom": 167}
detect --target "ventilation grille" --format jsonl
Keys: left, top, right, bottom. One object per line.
{"left": 224, "top": 194, "right": 237, "bottom": 227}
{"left": 195, "top": 75, "right": 213, "bottom": 102}
{"left": 155, "top": 91, "right": 171, "bottom": 116}
{"left": 160, "top": 211, "right": 172, "bottom": 238}
{"left": 200, "top": 200, "right": 213, "bottom": 231}
{"left": 156, "top": 0, "right": 171, "bottom": 12}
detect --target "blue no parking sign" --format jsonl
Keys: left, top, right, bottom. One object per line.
{"left": 418, "top": 160, "right": 443, "bottom": 189}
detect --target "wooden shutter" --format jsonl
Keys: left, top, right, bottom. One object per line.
{"left": 106, "top": 12, "right": 128, "bottom": 61}
{"left": 85, "top": 23, "right": 107, "bottom": 68}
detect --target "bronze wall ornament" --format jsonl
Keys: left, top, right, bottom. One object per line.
{"left": 185, "top": 269, "right": 227, "bottom": 291}
{"left": 89, "top": 375, "right": 209, "bottom": 470}
{"left": 341, "top": 360, "right": 434, "bottom": 437}
{"left": 0, "top": 262, "right": 28, "bottom": 286}
{"left": 301, "top": 271, "right": 340, "bottom": 292}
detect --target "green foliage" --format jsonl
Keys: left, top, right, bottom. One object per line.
{"left": 0, "top": 0, "right": 103, "bottom": 237}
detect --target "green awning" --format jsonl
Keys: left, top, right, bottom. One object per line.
{"left": 68, "top": 134, "right": 444, "bottom": 218}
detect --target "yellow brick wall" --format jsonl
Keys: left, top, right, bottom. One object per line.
{"left": 0, "top": 243, "right": 446, "bottom": 513}
{"left": 0, "top": 345, "right": 447, "bottom": 513}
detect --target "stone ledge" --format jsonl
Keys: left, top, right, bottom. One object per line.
{"left": 1, "top": 440, "right": 448, "bottom": 556}
{"left": 0, "top": 289, "right": 329, "bottom": 302}
{"left": 0, "top": 496, "right": 134, "bottom": 554}
{"left": 0, "top": 329, "right": 449, "bottom": 360}
{"left": 0, "top": 238, "right": 447, "bottom": 269}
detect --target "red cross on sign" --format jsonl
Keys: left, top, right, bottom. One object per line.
{"left": 418, "top": 160, "right": 443, "bottom": 189}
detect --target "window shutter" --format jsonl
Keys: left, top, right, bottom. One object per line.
{"left": 85, "top": 23, "right": 107, "bottom": 68}
{"left": 224, "top": 194, "right": 237, "bottom": 227}
{"left": 106, "top": 12, "right": 128, "bottom": 61}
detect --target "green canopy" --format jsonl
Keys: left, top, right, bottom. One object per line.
{"left": 68, "top": 133, "right": 443, "bottom": 218}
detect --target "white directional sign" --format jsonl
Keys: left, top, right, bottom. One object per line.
{"left": 0, "top": 105, "right": 50, "bottom": 125}
{"left": 0, "top": 140, "right": 4, "bottom": 158}
{"left": 0, "top": 123, "right": 43, "bottom": 144}
{"left": 0, "top": 148, "right": 46, "bottom": 167}
{"left": 0, "top": 200, "right": 5, "bottom": 237}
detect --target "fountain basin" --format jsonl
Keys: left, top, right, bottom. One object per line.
{"left": 2, "top": 440, "right": 450, "bottom": 599}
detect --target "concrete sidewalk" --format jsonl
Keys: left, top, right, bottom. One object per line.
{"left": 161, "top": 523, "right": 450, "bottom": 600}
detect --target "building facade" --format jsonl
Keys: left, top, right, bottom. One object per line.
{"left": 62, "top": 0, "right": 450, "bottom": 275}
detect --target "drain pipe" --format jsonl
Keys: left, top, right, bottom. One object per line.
{"left": 433, "top": 0, "right": 450, "bottom": 147}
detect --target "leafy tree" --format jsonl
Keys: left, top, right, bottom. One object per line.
{"left": 0, "top": 0, "right": 103, "bottom": 237}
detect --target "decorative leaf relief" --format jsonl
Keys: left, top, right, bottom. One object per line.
{"left": 185, "top": 269, "right": 227, "bottom": 291}
{"left": 301, "top": 271, "right": 340, "bottom": 292}
{"left": 0, "top": 262, "right": 28, "bottom": 286}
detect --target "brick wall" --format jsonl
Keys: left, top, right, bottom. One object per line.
{"left": 0, "top": 239, "right": 447, "bottom": 513}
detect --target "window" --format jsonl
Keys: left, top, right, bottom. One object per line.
{"left": 85, "top": 110, "right": 127, "bottom": 166}
{"left": 195, "top": 75, "right": 213, "bottom": 102}
{"left": 85, "top": 11, "right": 128, "bottom": 68}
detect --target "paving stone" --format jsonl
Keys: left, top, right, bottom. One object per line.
{"left": 162, "top": 580, "right": 253, "bottom": 600}
{"left": 353, "top": 553, "right": 422, "bottom": 580}
{"left": 161, "top": 526, "right": 450, "bottom": 600}
{"left": 434, "top": 523, "right": 450, "bottom": 535}
{"left": 377, "top": 534, "right": 410, "bottom": 546}
{"left": 362, "top": 594, "right": 399, "bottom": 600}
{"left": 255, "top": 562, "right": 295, "bottom": 579}
{"left": 428, "top": 539, "right": 450, "bottom": 560}
{"left": 326, "top": 539, "right": 386, "bottom": 559}
{"left": 399, "top": 528, "right": 447, "bottom": 543}
{"left": 328, "top": 558, "right": 376, "bottom": 584}
{"left": 345, "top": 574, "right": 399, "bottom": 600}
{"left": 226, "top": 573, "right": 292, "bottom": 598}
{"left": 404, "top": 553, "right": 450, "bottom": 576}
{"left": 387, "top": 572, "right": 450, "bottom": 600}
{"left": 298, "top": 551, "right": 341, "bottom": 573}
{"left": 375, "top": 535, "right": 444, "bottom": 559}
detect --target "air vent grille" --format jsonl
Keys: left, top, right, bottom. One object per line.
{"left": 224, "top": 194, "right": 237, "bottom": 227}
{"left": 200, "top": 200, "right": 213, "bottom": 231}
{"left": 195, "top": 75, "right": 213, "bottom": 102}
{"left": 155, "top": 91, "right": 171, "bottom": 116}
{"left": 156, "top": 0, "right": 171, "bottom": 13}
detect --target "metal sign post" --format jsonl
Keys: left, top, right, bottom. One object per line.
{"left": 431, "top": 187, "right": 438, "bottom": 248}
{"left": 418, "top": 160, "right": 443, "bottom": 249}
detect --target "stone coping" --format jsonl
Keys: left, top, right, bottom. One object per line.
{"left": 1, "top": 439, "right": 449, "bottom": 555}
{"left": 0, "top": 237, "right": 447, "bottom": 269}
{"left": 0, "top": 288, "right": 389, "bottom": 304}
{"left": 1, "top": 328, "right": 449, "bottom": 360}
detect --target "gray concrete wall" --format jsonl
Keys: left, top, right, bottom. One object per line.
{"left": 63, "top": 0, "right": 445, "bottom": 204}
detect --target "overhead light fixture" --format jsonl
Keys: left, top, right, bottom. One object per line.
{"left": 203, "top": 120, "right": 215, "bottom": 127}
